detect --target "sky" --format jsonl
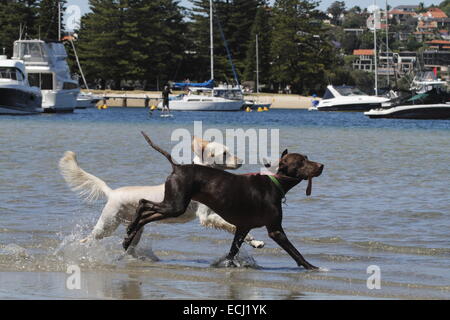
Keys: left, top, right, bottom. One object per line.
{"left": 66, "top": 0, "right": 440, "bottom": 30}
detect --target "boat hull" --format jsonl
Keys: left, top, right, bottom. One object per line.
{"left": 42, "top": 89, "right": 79, "bottom": 113}
{"left": 318, "top": 102, "right": 383, "bottom": 112}
{"left": 365, "top": 104, "right": 450, "bottom": 120}
{"left": 0, "top": 87, "right": 42, "bottom": 115}
{"left": 158, "top": 99, "right": 243, "bottom": 111}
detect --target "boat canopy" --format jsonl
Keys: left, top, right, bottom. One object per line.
{"left": 173, "top": 79, "right": 214, "bottom": 89}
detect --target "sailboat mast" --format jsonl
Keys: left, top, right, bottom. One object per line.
{"left": 385, "top": 0, "right": 390, "bottom": 87}
{"left": 58, "top": 1, "right": 61, "bottom": 41}
{"left": 256, "top": 34, "right": 259, "bottom": 94}
{"left": 210, "top": 0, "right": 214, "bottom": 81}
{"left": 373, "top": 2, "right": 378, "bottom": 96}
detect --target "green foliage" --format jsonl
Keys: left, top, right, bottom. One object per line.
{"left": 0, "top": 0, "right": 39, "bottom": 56}
{"left": 327, "top": 1, "right": 346, "bottom": 26}
{"left": 188, "top": 0, "right": 261, "bottom": 83}
{"left": 77, "top": 0, "right": 187, "bottom": 89}
{"left": 37, "top": 0, "right": 67, "bottom": 40}
{"left": 270, "top": 0, "right": 335, "bottom": 94}
{"left": 439, "top": 0, "right": 450, "bottom": 17}
{"left": 243, "top": 4, "right": 272, "bottom": 88}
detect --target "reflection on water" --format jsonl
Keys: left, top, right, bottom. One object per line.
{"left": 0, "top": 108, "right": 449, "bottom": 299}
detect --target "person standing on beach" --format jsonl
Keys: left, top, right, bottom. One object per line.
{"left": 162, "top": 85, "right": 172, "bottom": 114}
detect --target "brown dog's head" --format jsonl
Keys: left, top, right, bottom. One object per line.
{"left": 276, "top": 149, "right": 324, "bottom": 196}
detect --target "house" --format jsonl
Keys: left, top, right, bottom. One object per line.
{"left": 422, "top": 50, "right": 450, "bottom": 80}
{"left": 417, "top": 20, "right": 438, "bottom": 32}
{"left": 378, "top": 52, "right": 395, "bottom": 76}
{"left": 413, "top": 31, "right": 434, "bottom": 42}
{"left": 393, "top": 5, "right": 420, "bottom": 13}
{"left": 352, "top": 49, "right": 375, "bottom": 72}
{"left": 389, "top": 9, "right": 418, "bottom": 24}
{"left": 394, "top": 52, "right": 417, "bottom": 75}
{"left": 425, "top": 39, "right": 450, "bottom": 50}
{"left": 423, "top": 8, "right": 448, "bottom": 19}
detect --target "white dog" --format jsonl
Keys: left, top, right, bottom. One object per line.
{"left": 59, "top": 137, "right": 264, "bottom": 256}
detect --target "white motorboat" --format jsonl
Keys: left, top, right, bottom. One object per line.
{"left": 365, "top": 89, "right": 450, "bottom": 119}
{"left": 76, "top": 92, "right": 103, "bottom": 109}
{"left": 158, "top": 85, "right": 243, "bottom": 111}
{"left": 317, "top": 85, "right": 389, "bottom": 112}
{"left": 12, "top": 40, "right": 80, "bottom": 113}
{"left": 0, "top": 55, "right": 42, "bottom": 115}
{"left": 411, "top": 71, "right": 447, "bottom": 94}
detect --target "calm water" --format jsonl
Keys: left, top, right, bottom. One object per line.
{"left": 0, "top": 108, "right": 449, "bottom": 300}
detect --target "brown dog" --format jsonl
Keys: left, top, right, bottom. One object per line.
{"left": 125, "top": 132, "right": 324, "bottom": 270}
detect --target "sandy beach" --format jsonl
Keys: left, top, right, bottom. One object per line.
{"left": 87, "top": 90, "right": 315, "bottom": 109}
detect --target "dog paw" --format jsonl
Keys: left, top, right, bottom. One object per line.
{"left": 122, "top": 237, "right": 133, "bottom": 251}
{"left": 223, "top": 259, "right": 239, "bottom": 268}
{"left": 250, "top": 240, "right": 265, "bottom": 249}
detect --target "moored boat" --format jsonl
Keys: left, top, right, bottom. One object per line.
{"left": 317, "top": 85, "right": 389, "bottom": 112}
{"left": 365, "top": 88, "right": 450, "bottom": 119}
{"left": 0, "top": 55, "right": 42, "bottom": 115}
{"left": 12, "top": 40, "right": 79, "bottom": 113}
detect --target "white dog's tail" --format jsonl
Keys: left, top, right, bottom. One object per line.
{"left": 59, "top": 151, "right": 112, "bottom": 203}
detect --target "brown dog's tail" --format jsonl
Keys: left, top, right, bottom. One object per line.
{"left": 141, "top": 131, "right": 178, "bottom": 167}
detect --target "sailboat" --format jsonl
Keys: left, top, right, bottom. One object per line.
{"left": 158, "top": 0, "right": 243, "bottom": 111}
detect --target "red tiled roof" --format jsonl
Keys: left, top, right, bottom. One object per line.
{"left": 413, "top": 31, "right": 434, "bottom": 35}
{"left": 442, "top": 46, "right": 450, "bottom": 49}
{"left": 426, "top": 8, "right": 448, "bottom": 18}
{"left": 353, "top": 49, "right": 374, "bottom": 56}
{"left": 426, "top": 39, "right": 450, "bottom": 44}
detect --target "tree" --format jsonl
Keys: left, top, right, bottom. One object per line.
{"left": 243, "top": 3, "right": 272, "bottom": 89}
{"left": 0, "top": 0, "right": 39, "bottom": 56}
{"left": 76, "top": 0, "right": 186, "bottom": 89}
{"left": 188, "top": 0, "right": 261, "bottom": 83}
{"left": 37, "top": 0, "right": 67, "bottom": 40}
{"left": 270, "top": 0, "right": 336, "bottom": 94}
{"left": 439, "top": 0, "right": 450, "bottom": 16}
{"left": 327, "top": 1, "right": 346, "bottom": 26}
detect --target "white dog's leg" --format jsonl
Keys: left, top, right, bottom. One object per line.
{"left": 81, "top": 202, "right": 121, "bottom": 243}
{"left": 196, "top": 204, "right": 265, "bottom": 249}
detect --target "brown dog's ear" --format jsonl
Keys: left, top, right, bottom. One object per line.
{"left": 192, "top": 136, "right": 209, "bottom": 156}
{"left": 281, "top": 149, "right": 288, "bottom": 159}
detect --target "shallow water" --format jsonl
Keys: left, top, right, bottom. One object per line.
{"left": 0, "top": 108, "right": 449, "bottom": 299}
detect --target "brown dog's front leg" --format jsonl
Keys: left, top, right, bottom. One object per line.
{"left": 123, "top": 212, "right": 164, "bottom": 250}
{"left": 267, "top": 226, "right": 318, "bottom": 270}
{"left": 223, "top": 227, "right": 250, "bottom": 267}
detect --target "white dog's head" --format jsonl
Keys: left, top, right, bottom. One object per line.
{"left": 192, "top": 136, "right": 242, "bottom": 170}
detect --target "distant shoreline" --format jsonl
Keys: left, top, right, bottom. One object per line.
{"left": 87, "top": 90, "right": 316, "bottom": 109}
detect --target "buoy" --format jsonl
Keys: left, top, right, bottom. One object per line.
{"left": 263, "top": 107, "right": 269, "bottom": 111}
{"left": 98, "top": 104, "right": 108, "bottom": 110}
{"left": 245, "top": 107, "right": 252, "bottom": 112}
{"left": 257, "top": 107, "right": 263, "bottom": 112}
{"left": 151, "top": 105, "right": 157, "bottom": 111}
